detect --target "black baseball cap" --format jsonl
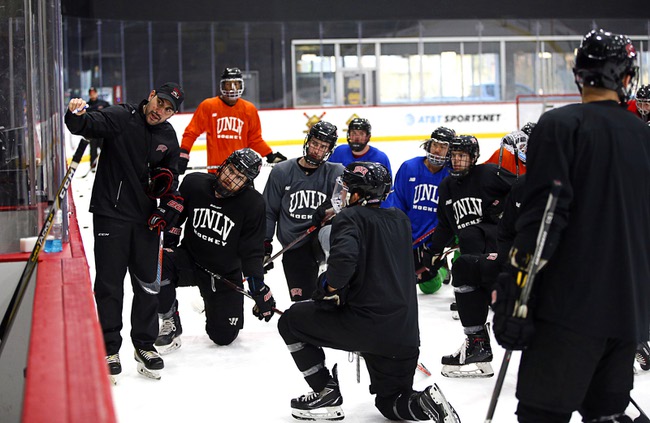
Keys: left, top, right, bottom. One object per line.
{"left": 155, "top": 82, "right": 184, "bottom": 112}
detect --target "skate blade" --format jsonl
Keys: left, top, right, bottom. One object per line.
{"left": 156, "top": 338, "right": 181, "bottom": 355}
{"left": 109, "top": 374, "right": 118, "bottom": 385}
{"left": 137, "top": 363, "right": 161, "bottom": 380}
{"left": 291, "top": 406, "right": 344, "bottom": 421}
{"left": 451, "top": 311, "right": 460, "bottom": 320}
{"left": 441, "top": 362, "right": 494, "bottom": 378}
{"left": 428, "top": 384, "right": 461, "bottom": 423}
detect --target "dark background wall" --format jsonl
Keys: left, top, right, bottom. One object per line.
{"left": 61, "top": 0, "right": 641, "bottom": 22}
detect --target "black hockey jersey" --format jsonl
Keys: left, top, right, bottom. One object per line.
{"left": 429, "top": 164, "right": 515, "bottom": 255}
{"left": 326, "top": 205, "right": 419, "bottom": 355}
{"left": 514, "top": 100, "right": 650, "bottom": 341}
{"left": 177, "top": 172, "right": 266, "bottom": 280}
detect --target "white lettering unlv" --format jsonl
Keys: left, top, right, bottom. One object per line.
{"left": 289, "top": 190, "right": 327, "bottom": 214}
{"left": 192, "top": 208, "right": 235, "bottom": 241}
{"left": 215, "top": 116, "right": 244, "bottom": 138}
{"left": 452, "top": 197, "right": 483, "bottom": 224}
{"left": 413, "top": 184, "right": 439, "bottom": 205}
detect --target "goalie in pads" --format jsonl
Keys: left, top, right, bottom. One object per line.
{"left": 278, "top": 162, "right": 460, "bottom": 422}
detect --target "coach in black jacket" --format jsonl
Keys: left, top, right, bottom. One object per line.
{"left": 65, "top": 82, "right": 184, "bottom": 381}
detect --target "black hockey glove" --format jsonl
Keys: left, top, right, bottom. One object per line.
{"left": 266, "top": 151, "right": 287, "bottom": 164}
{"left": 249, "top": 278, "right": 276, "bottom": 322}
{"left": 311, "top": 199, "right": 334, "bottom": 227}
{"left": 165, "top": 226, "right": 182, "bottom": 248}
{"left": 148, "top": 194, "right": 184, "bottom": 231}
{"left": 178, "top": 148, "right": 190, "bottom": 175}
{"left": 490, "top": 268, "right": 535, "bottom": 351}
{"left": 146, "top": 167, "right": 174, "bottom": 199}
{"left": 263, "top": 240, "right": 274, "bottom": 273}
{"left": 312, "top": 273, "right": 348, "bottom": 308}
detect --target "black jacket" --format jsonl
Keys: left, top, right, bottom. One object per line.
{"left": 65, "top": 100, "right": 181, "bottom": 223}
{"left": 514, "top": 100, "right": 650, "bottom": 342}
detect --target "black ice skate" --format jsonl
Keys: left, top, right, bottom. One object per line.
{"left": 417, "top": 383, "right": 461, "bottom": 423}
{"left": 155, "top": 309, "right": 183, "bottom": 355}
{"left": 291, "top": 364, "right": 344, "bottom": 421}
{"left": 636, "top": 342, "right": 650, "bottom": 371}
{"left": 441, "top": 330, "right": 493, "bottom": 378}
{"left": 134, "top": 348, "right": 164, "bottom": 380}
{"left": 106, "top": 353, "right": 121, "bottom": 385}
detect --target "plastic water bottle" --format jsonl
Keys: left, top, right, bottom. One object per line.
{"left": 44, "top": 209, "right": 63, "bottom": 253}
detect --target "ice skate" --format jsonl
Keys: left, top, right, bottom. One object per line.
{"left": 417, "top": 383, "right": 461, "bottom": 423}
{"left": 441, "top": 330, "right": 493, "bottom": 378}
{"left": 636, "top": 342, "right": 650, "bottom": 371}
{"left": 134, "top": 348, "right": 164, "bottom": 380}
{"left": 450, "top": 302, "right": 459, "bottom": 320}
{"left": 106, "top": 354, "right": 121, "bottom": 385}
{"left": 155, "top": 308, "right": 183, "bottom": 355}
{"left": 291, "top": 364, "right": 344, "bottom": 421}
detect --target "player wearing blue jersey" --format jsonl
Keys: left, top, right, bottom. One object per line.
{"left": 383, "top": 127, "right": 455, "bottom": 294}
{"left": 329, "top": 118, "right": 392, "bottom": 176}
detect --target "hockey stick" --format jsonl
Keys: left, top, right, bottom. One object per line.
{"left": 484, "top": 180, "right": 562, "bottom": 423}
{"left": 80, "top": 148, "right": 98, "bottom": 178}
{"left": 0, "top": 139, "right": 89, "bottom": 355}
{"left": 631, "top": 397, "right": 650, "bottom": 423}
{"left": 138, "top": 230, "right": 164, "bottom": 295}
{"left": 412, "top": 226, "right": 436, "bottom": 247}
{"left": 186, "top": 162, "right": 276, "bottom": 172}
{"left": 195, "top": 263, "right": 283, "bottom": 315}
{"left": 263, "top": 213, "right": 335, "bottom": 267}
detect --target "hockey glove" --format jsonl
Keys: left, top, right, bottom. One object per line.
{"left": 148, "top": 194, "right": 184, "bottom": 231}
{"left": 263, "top": 240, "right": 274, "bottom": 273}
{"left": 165, "top": 226, "right": 182, "bottom": 248}
{"left": 249, "top": 278, "right": 276, "bottom": 322}
{"left": 312, "top": 273, "right": 348, "bottom": 308}
{"left": 266, "top": 151, "right": 287, "bottom": 164}
{"left": 178, "top": 148, "right": 190, "bottom": 175}
{"left": 491, "top": 268, "right": 535, "bottom": 351}
{"left": 146, "top": 167, "right": 174, "bottom": 199}
{"left": 311, "top": 199, "right": 334, "bottom": 227}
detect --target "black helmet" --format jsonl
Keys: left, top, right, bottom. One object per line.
{"left": 449, "top": 135, "right": 480, "bottom": 178}
{"left": 341, "top": 161, "right": 392, "bottom": 205}
{"left": 213, "top": 148, "right": 261, "bottom": 197}
{"left": 636, "top": 84, "right": 650, "bottom": 120}
{"left": 422, "top": 126, "right": 456, "bottom": 166}
{"left": 303, "top": 121, "right": 338, "bottom": 166}
{"left": 220, "top": 67, "right": 244, "bottom": 99}
{"left": 520, "top": 122, "right": 536, "bottom": 137}
{"left": 347, "top": 118, "right": 372, "bottom": 152}
{"left": 573, "top": 29, "right": 638, "bottom": 103}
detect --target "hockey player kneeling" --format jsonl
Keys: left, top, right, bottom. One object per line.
{"left": 278, "top": 162, "right": 460, "bottom": 422}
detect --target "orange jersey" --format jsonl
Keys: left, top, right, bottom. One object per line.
{"left": 484, "top": 148, "right": 526, "bottom": 176}
{"left": 181, "top": 96, "right": 273, "bottom": 167}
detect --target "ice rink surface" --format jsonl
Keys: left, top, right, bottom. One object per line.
{"left": 71, "top": 139, "right": 650, "bottom": 422}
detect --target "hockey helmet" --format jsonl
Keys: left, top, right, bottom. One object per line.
{"left": 347, "top": 118, "right": 372, "bottom": 152}
{"left": 449, "top": 135, "right": 480, "bottom": 178}
{"left": 573, "top": 29, "right": 638, "bottom": 103}
{"left": 636, "top": 84, "right": 650, "bottom": 119}
{"left": 220, "top": 67, "right": 245, "bottom": 99}
{"left": 332, "top": 161, "right": 392, "bottom": 212}
{"left": 502, "top": 130, "right": 529, "bottom": 164}
{"left": 422, "top": 126, "right": 455, "bottom": 166}
{"left": 213, "top": 148, "right": 261, "bottom": 197}
{"left": 303, "top": 121, "right": 338, "bottom": 166}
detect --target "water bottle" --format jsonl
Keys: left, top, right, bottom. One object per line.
{"left": 44, "top": 209, "right": 63, "bottom": 253}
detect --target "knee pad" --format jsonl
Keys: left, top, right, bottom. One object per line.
{"left": 451, "top": 254, "right": 481, "bottom": 288}
{"left": 207, "top": 327, "right": 239, "bottom": 346}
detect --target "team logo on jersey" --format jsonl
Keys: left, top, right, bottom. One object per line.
{"left": 215, "top": 116, "right": 244, "bottom": 140}
{"left": 191, "top": 208, "right": 235, "bottom": 246}
{"left": 290, "top": 288, "right": 303, "bottom": 298}
{"left": 156, "top": 144, "right": 168, "bottom": 152}
{"left": 412, "top": 183, "right": 439, "bottom": 212}
{"left": 288, "top": 190, "right": 328, "bottom": 220}
{"left": 228, "top": 317, "right": 239, "bottom": 326}
{"left": 409, "top": 177, "right": 416, "bottom": 182}
{"left": 452, "top": 197, "right": 483, "bottom": 228}
{"left": 285, "top": 185, "right": 291, "bottom": 191}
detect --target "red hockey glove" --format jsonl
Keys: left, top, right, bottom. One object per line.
{"left": 148, "top": 194, "right": 184, "bottom": 231}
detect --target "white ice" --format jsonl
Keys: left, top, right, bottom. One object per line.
{"left": 71, "top": 139, "right": 650, "bottom": 423}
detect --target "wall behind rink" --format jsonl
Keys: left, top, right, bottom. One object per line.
{"left": 65, "top": 102, "right": 517, "bottom": 159}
